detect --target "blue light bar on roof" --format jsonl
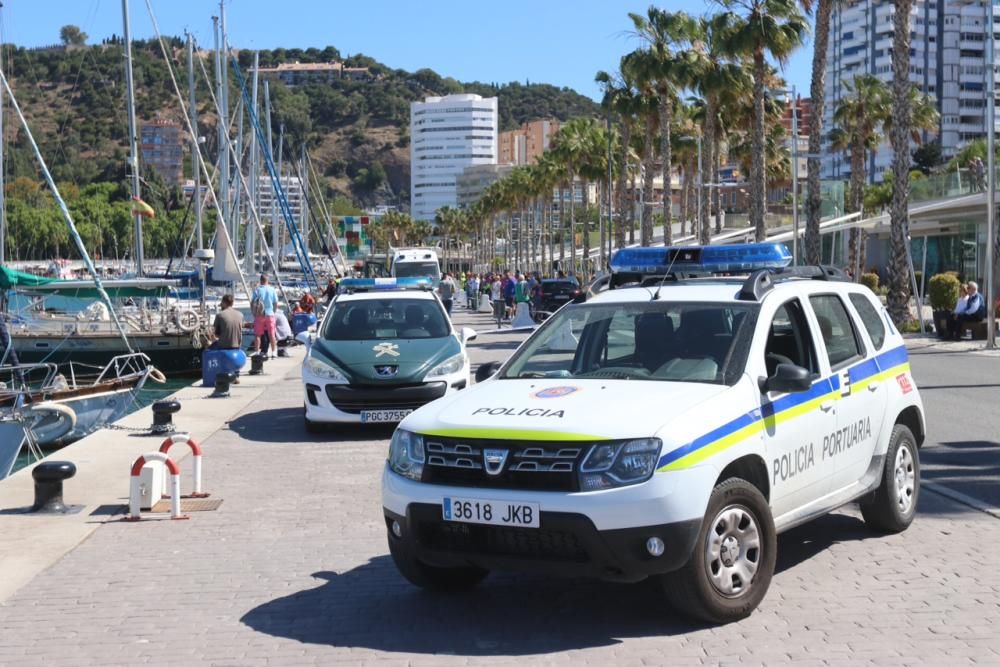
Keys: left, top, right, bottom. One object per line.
{"left": 338, "top": 276, "right": 434, "bottom": 292}
{"left": 609, "top": 243, "right": 792, "bottom": 274}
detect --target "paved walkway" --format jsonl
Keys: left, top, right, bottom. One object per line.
{"left": 0, "top": 310, "right": 999, "bottom": 665}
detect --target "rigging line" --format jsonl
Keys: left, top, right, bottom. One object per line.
{"left": 0, "top": 66, "right": 134, "bottom": 353}
{"left": 304, "top": 151, "right": 348, "bottom": 276}
{"left": 141, "top": 0, "right": 250, "bottom": 301}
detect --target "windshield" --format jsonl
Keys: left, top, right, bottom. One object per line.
{"left": 501, "top": 301, "right": 757, "bottom": 385}
{"left": 393, "top": 261, "right": 440, "bottom": 280}
{"left": 322, "top": 298, "right": 450, "bottom": 341}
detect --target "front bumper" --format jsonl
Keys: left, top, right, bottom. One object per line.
{"left": 384, "top": 504, "right": 699, "bottom": 582}
{"left": 381, "top": 464, "right": 711, "bottom": 582}
{"left": 302, "top": 367, "right": 468, "bottom": 424}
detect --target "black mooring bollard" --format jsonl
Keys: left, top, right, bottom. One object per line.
{"left": 249, "top": 353, "right": 265, "bottom": 376}
{"left": 151, "top": 400, "right": 181, "bottom": 433}
{"left": 213, "top": 371, "right": 236, "bottom": 397}
{"left": 31, "top": 461, "right": 77, "bottom": 513}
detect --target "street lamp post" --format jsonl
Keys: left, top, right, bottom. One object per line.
{"left": 987, "top": 0, "right": 996, "bottom": 348}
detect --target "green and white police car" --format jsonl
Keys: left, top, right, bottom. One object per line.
{"left": 301, "top": 277, "right": 476, "bottom": 431}
{"left": 381, "top": 244, "right": 925, "bottom": 623}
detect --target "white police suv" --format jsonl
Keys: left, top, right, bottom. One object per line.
{"left": 381, "top": 244, "right": 925, "bottom": 623}
{"left": 301, "top": 277, "right": 475, "bottom": 431}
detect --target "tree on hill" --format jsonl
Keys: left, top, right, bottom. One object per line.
{"left": 59, "top": 25, "right": 88, "bottom": 46}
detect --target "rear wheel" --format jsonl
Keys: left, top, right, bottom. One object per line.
{"left": 661, "top": 478, "right": 776, "bottom": 624}
{"left": 860, "top": 424, "right": 920, "bottom": 533}
{"left": 388, "top": 536, "right": 488, "bottom": 591}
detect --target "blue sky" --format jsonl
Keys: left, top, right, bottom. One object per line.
{"left": 1, "top": 0, "right": 815, "bottom": 101}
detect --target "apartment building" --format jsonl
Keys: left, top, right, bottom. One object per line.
{"left": 254, "top": 61, "right": 372, "bottom": 87}
{"left": 140, "top": 119, "right": 184, "bottom": 185}
{"left": 410, "top": 94, "right": 498, "bottom": 220}
{"left": 498, "top": 119, "right": 561, "bottom": 166}
{"left": 823, "top": 0, "right": 999, "bottom": 182}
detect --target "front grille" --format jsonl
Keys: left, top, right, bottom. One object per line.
{"left": 418, "top": 521, "right": 588, "bottom": 562}
{"left": 326, "top": 382, "right": 447, "bottom": 414}
{"left": 422, "top": 437, "right": 588, "bottom": 491}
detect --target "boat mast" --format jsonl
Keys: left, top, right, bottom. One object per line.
{"left": 263, "top": 80, "right": 277, "bottom": 273}
{"left": 0, "top": 1, "right": 5, "bottom": 266}
{"left": 247, "top": 51, "right": 259, "bottom": 274}
{"left": 121, "top": 0, "right": 144, "bottom": 276}
{"left": 300, "top": 144, "right": 309, "bottom": 257}
{"left": 212, "top": 14, "right": 229, "bottom": 260}
{"left": 187, "top": 32, "right": 202, "bottom": 250}
{"left": 219, "top": 1, "right": 233, "bottom": 248}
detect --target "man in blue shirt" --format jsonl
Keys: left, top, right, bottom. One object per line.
{"left": 252, "top": 274, "right": 280, "bottom": 358}
{"left": 948, "top": 280, "right": 985, "bottom": 340}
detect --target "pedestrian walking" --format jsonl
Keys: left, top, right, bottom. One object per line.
{"left": 438, "top": 272, "right": 457, "bottom": 316}
{"left": 252, "top": 274, "right": 280, "bottom": 358}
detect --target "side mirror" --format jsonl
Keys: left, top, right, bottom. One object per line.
{"left": 571, "top": 291, "right": 585, "bottom": 304}
{"left": 461, "top": 327, "right": 478, "bottom": 343}
{"left": 760, "top": 363, "right": 812, "bottom": 394}
{"left": 475, "top": 361, "right": 501, "bottom": 384}
{"left": 295, "top": 331, "right": 313, "bottom": 349}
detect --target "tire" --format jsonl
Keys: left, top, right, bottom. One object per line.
{"left": 660, "top": 478, "right": 776, "bottom": 624}
{"left": 388, "top": 536, "right": 488, "bottom": 591}
{"left": 860, "top": 424, "right": 920, "bottom": 533}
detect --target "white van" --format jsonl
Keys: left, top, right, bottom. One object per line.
{"left": 391, "top": 248, "right": 441, "bottom": 284}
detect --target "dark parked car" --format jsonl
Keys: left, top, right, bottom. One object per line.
{"left": 539, "top": 279, "right": 582, "bottom": 313}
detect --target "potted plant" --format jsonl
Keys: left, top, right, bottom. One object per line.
{"left": 928, "top": 273, "right": 960, "bottom": 338}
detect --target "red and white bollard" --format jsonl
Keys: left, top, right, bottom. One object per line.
{"left": 126, "top": 452, "right": 188, "bottom": 521}
{"left": 159, "top": 433, "right": 209, "bottom": 498}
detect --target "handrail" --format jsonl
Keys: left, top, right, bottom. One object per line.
{"left": 95, "top": 352, "right": 153, "bottom": 384}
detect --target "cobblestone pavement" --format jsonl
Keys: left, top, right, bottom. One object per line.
{"left": 1, "top": 310, "right": 999, "bottom": 666}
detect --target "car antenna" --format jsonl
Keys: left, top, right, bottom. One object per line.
{"left": 651, "top": 249, "right": 681, "bottom": 301}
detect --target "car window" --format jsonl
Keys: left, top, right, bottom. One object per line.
{"left": 322, "top": 298, "right": 449, "bottom": 341}
{"left": 764, "top": 299, "right": 819, "bottom": 377}
{"left": 809, "top": 294, "right": 864, "bottom": 368}
{"left": 849, "top": 293, "right": 886, "bottom": 350}
{"left": 501, "top": 302, "right": 757, "bottom": 385}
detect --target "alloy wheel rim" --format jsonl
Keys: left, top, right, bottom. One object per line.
{"left": 894, "top": 444, "right": 916, "bottom": 515}
{"left": 705, "top": 504, "right": 761, "bottom": 598}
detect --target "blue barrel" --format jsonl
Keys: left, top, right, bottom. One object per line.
{"left": 201, "top": 348, "right": 248, "bottom": 387}
{"left": 292, "top": 312, "right": 317, "bottom": 335}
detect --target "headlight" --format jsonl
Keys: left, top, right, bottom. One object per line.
{"left": 425, "top": 352, "right": 466, "bottom": 378}
{"left": 579, "top": 438, "right": 662, "bottom": 491}
{"left": 304, "top": 354, "right": 349, "bottom": 382}
{"left": 388, "top": 429, "right": 424, "bottom": 481}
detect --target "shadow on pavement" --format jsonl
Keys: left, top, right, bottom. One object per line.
{"left": 774, "top": 512, "right": 873, "bottom": 574}
{"left": 241, "top": 558, "right": 707, "bottom": 654}
{"left": 922, "top": 440, "right": 1000, "bottom": 508}
{"left": 227, "top": 407, "right": 395, "bottom": 443}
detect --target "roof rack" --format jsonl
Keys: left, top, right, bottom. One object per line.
{"left": 738, "top": 265, "right": 849, "bottom": 301}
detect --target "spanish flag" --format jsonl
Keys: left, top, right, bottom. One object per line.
{"left": 131, "top": 197, "right": 155, "bottom": 219}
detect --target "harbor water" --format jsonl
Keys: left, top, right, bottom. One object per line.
{"left": 10, "top": 377, "right": 190, "bottom": 475}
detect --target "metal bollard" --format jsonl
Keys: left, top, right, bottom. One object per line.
{"left": 31, "top": 461, "right": 77, "bottom": 513}
{"left": 212, "top": 371, "right": 236, "bottom": 397}
{"left": 151, "top": 400, "right": 181, "bottom": 434}
{"left": 249, "top": 353, "right": 265, "bottom": 375}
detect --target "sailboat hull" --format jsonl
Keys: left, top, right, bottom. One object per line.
{"left": 0, "top": 420, "right": 27, "bottom": 480}
{"left": 12, "top": 333, "right": 202, "bottom": 376}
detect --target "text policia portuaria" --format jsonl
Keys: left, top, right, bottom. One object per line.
{"left": 772, "top": 417, "right": 872, "bottom": 485}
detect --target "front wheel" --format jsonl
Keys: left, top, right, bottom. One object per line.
{"left": 660, "top": 478, "right": 776, "bottom": 624}
{"left": 860, "top": 424, "right": 920, "bottom": 533}
{"left": 388, "top": 536, "right": 489, "bottom": 592}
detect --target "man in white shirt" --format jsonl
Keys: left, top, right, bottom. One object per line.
{"left": 948, "top": 281, "right": 985, "bottom": 340}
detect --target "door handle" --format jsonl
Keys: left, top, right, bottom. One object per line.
{"left": 820, "top": 401, "right": 835, "bottom": 412}
{"left": 867, "top": 382, "right": 879, "bottom": 392}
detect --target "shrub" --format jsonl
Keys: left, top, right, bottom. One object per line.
{"left": 928, "top": 272, "right": 961, "bottom": 311}
{"left": 859, "top": 272, "right": 879, "bottom": 292}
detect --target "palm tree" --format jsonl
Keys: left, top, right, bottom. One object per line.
{"left": 628, "top": 9, "right": 699, "bottom": 245}
{"left": 805, "top": 0, "right": 834, "bottom": 265}
{"left": 829, "top": 74, "right": 891, "bottom": 273}
{"left": 596, "top": 65, "right": 641, "bottom": 252}
{"left": 688, "top": 12, "right": 744, "bottom": 244}
{"left": 887, "top": 0, "right": 915, "bottom": 324}
{"left": 722, "top": 0, "right": 809, "bottom": 241}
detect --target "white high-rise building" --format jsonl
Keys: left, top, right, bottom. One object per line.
{"left": 410, "top": 94, "right": 498, "bottom": 220}
{"left": 823, "top": 0, "right": 999, "bottom": 182}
